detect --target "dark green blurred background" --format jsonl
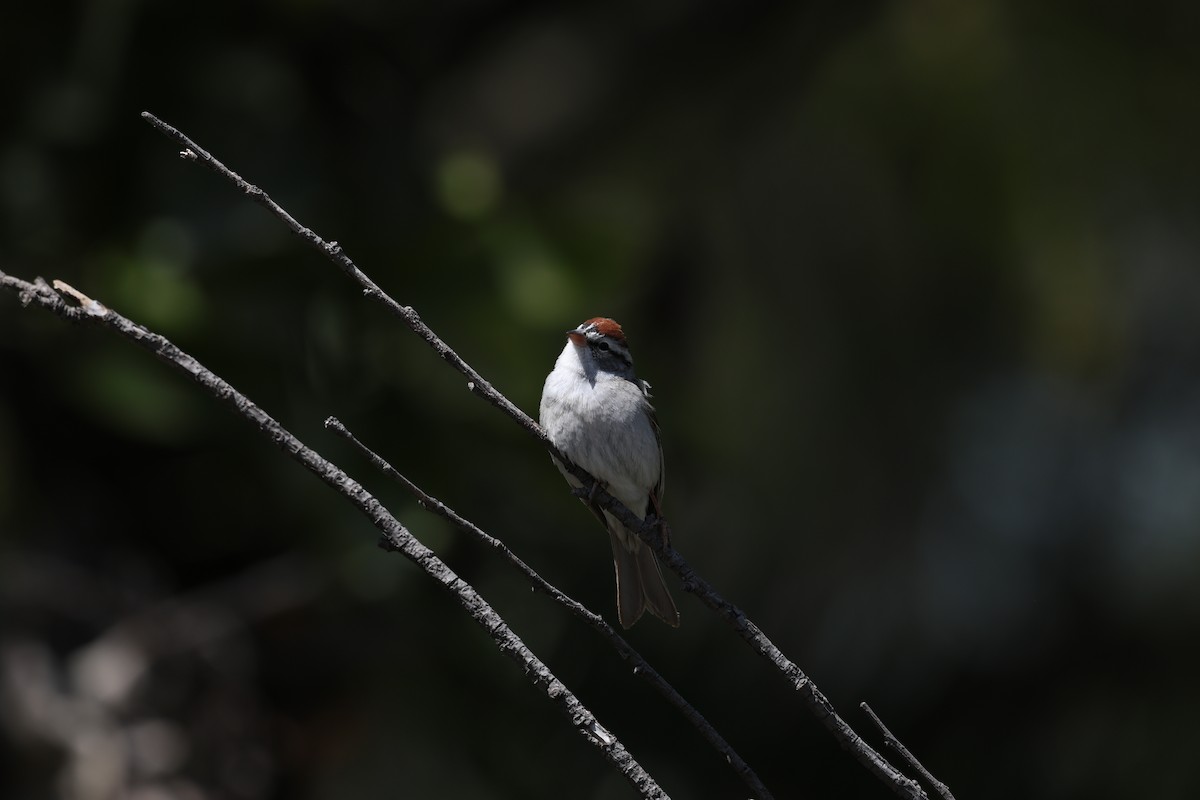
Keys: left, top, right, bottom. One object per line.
{"left": 4, "top": 2, "right": 1200, "bottom": 798}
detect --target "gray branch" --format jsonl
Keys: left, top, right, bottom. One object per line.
{"left": 137, "top": 111, "right": 936, "bottom": 799}
{"left": 862, "top": 703, "right": 957, "bottom": 800}
{"left": 324, "top": 416, "right": 774, "bottom": 800}
{"left": 0, "top": 271, "right": 669, "bottom": 800}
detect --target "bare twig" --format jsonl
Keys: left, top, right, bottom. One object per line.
{"left": 138, "top": 110, "right": 927, "bottom": 800}
{"left": 0, "top": 270, "right": 670, "bottom": 800}
{"left": 325, "top": 415, "right": 775, "bottom": 800}
{"left": 139, "top": 112, "right": 533, "bottom": 432}
{"left": 861, "top": 703, "right": 956, "bottom": 800}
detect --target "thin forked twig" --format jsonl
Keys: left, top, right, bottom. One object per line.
{"left": 139, "top": 111, "right": 930, "bottom": 800}
{"left": 324, "top": 415, "right": 775, "bottom": 800}
{"left": 0, "top": 271, "right": 669, "bottom": 800}
{"left": 861, "top": 703, "right": 956, "bottom": 800}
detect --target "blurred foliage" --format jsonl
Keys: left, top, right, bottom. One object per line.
{"left": 3, "top": 1, "right": 1200, "bottom": 798}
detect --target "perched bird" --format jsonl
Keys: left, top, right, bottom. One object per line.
{"left": 539, "top": 317, "right": 680, "bottom": 628}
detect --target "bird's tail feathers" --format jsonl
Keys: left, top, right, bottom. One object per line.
{"left": 608, "top": 526, "right": 680, "bottom": 629}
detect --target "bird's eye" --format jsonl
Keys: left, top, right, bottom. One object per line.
{"left": 597, "top": 341, "right": 610, "bottom": 352}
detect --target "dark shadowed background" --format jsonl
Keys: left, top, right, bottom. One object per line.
{"left": 3, "top": 2, "right": 1200, "bottom": 798}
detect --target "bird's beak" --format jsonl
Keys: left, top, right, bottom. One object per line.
{"left": 567, "top": 330, "right": 586, "bottom": 345}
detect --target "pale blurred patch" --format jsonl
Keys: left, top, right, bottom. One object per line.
{"left": 69, "top": 635, "right": 148, "bottom": 708}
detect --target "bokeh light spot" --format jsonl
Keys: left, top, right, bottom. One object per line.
{"left": 435, "top": 150, "right": 501, "bottom": 220}
{"left": 497, "top": 249, "right": 577, "bottom": 325}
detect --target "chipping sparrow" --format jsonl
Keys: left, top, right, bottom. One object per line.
{"left": 539, "top": 317, "right": 680, "bottom": 628}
